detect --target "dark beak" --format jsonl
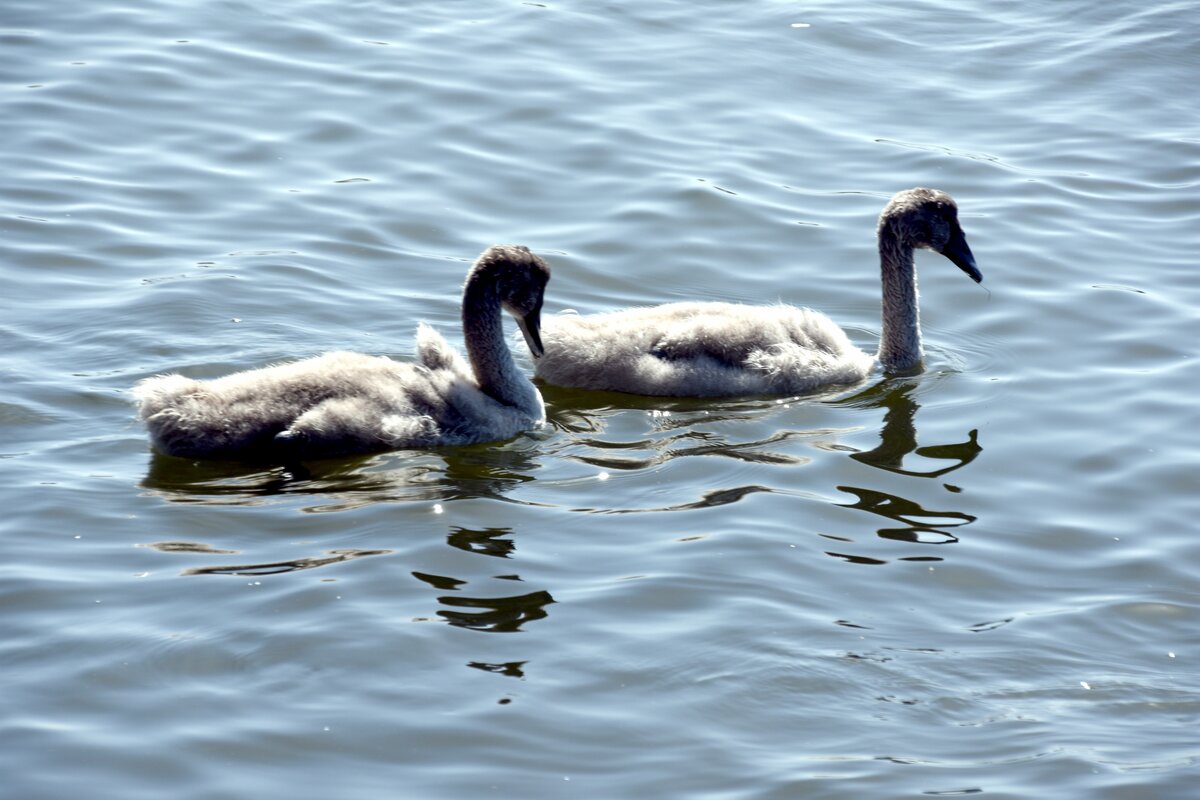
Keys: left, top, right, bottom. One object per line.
{"left": 516, "top": 299, "right": 544, "bottom": 359}
{"left": 942, "top": 227, "right": 982, "bottom": 283}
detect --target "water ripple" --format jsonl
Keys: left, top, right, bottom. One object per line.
{"left": 3, "top": 0, "right": 1198, "bottom": 796}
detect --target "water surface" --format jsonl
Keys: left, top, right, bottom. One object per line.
{"left": 2, "top": 1, "right": 1197, "bottom": 797}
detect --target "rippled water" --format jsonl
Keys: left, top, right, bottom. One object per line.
{"left": 2, "top": 1, "right": 1197, "bottom": 797}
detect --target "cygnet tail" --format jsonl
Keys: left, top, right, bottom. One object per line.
{"left": 415, "top": 323, "right": 468, "bottom": 374}
{"left": 132, "top": 373, "right": 203, "bottom": 419}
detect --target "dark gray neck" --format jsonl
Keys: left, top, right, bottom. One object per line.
{"left": 461, "top": 275, "right": 530, "bottom": 409}
{"left": 876, "top": 238, "right": 922, "bottom": 372}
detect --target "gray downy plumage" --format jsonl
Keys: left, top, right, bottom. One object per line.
{"left": 530, "top": 188, "right": 981, "bottom": 397}
{"left": 133, "top": 245, "right": 551, "bottom": 460}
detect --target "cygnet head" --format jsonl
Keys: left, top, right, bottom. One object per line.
{"left": 469, "top": 244, "right": 552, "bottom": 357}
{"left": 879, "top": 188, "right": 982, "bottom": 283}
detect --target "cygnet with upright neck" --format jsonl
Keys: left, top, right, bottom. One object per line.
{"left": 529, "top": 188, "right": 981, "bottom": 397}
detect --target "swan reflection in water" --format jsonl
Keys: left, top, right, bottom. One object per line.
{"left": 842, "top": 379, "right": 982, "bottom": 479}
{"left": 141, "top": 378, "right": 979, "bottom": 596}
{"left": 138, "top": 444, "right": 549, "bottom": 593}
{"left": 413, "top": 568, "right": 556, "bottom": 633}
{"left": 181, "top": 548, "right": 392, "bottom": 577}
{"left": 138, "top": 437, "right": 544, "bottom": 510}
{"left": 412, "top": 526, "right": 556, "bottom": 634}
{"left": 828, "top": 379, "right": 982, "bottom": 564}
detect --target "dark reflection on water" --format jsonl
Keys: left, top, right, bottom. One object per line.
{"left": 830, "top": 379, "right": 982, "bottom": 563}
{"left": 840, "top": 380, "right": 982, "bottom": 477}
{"left": 435, "top": 587, "right": 555, "bottom": 633}
{"left": 553, "top": 377, "right": 986, "bottom": 520}
{"left": 576, "top": 483, "right": 780, "bottom": 515}
{"left": 467, "top": 660, "right": 527, "bottom": 678}
{"left": 835, "top": 486, "right": 974, "bottom": 549}
{"left": 140, "top": 541, "right": 238, "bottom": 555}
{"left": 415, "top": 556, "right": 554, "bottom": 633}
{"left": 182, "top": 548, "right": 391, "bottom": 576}
{"left": 572, "top": 429, "right": 809, "bottom": 471}
{"left": 446, "top": 527, "right": 516, "bottom": 558}
{"left": 540, "top": 382, "right": 802, "bottom": 419}
{"left": 541, "top": 380, "right": 847, "bottom": 439}
{"left": 437, "top": 444, "right": 543, "bottom": 502}
{"left": 549, "top": 383, "right": 820, "bottom": 482}
{"left": 138, "top": 439, "right": 546, "bottom": 509}
{"left": 139, "top": 450, "right": 432, "bottom": 503}
{"left": 413, "top": 571, "right": 466, "bottom": 591}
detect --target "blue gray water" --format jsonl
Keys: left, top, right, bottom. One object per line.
{"left": 2, "top": 1, "right": 1197, "bottom": 797}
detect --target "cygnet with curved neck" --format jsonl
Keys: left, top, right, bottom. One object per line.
{"left": 134, "top": 244, "right": 550, "bottom": 459}
{"left": 528, "top": 188, "right": 981, "bottom": 397}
